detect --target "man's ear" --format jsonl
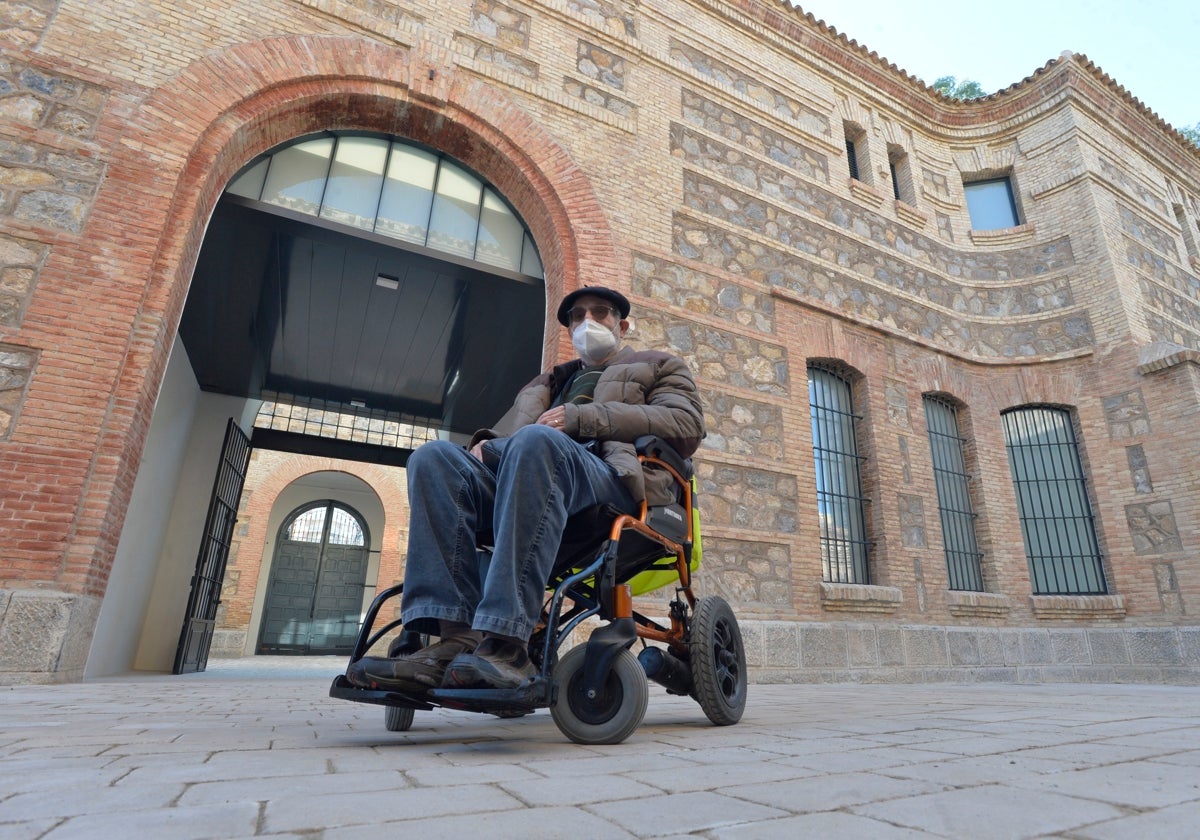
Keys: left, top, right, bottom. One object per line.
{"left": 617, "top": 318, "right": 630, "bottom": 337}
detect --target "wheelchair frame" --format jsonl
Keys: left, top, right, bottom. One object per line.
{"left": 329, "top": 435, "right": 746, "bottom": 744}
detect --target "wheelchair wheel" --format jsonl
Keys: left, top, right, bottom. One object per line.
{"left": 690, "top": 595, "right": 747, "bottom": 726}
{"left": 551, "top": 644, "right": 648, "bottom": 745}
{"left": 384, "top": 705, "right": 415, "bottom": 732}
{"left": 381, "top": 631, "right": 426, "bottom": 732}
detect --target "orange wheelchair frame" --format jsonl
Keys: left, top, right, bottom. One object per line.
{"left": 330, "top": 435, "right": 746, "bottom": 744}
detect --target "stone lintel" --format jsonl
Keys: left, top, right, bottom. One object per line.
{"left": 819, "top": 582, "right": 902, "bottom": 613}
{"left": 1030, "top": 594, "right": 1127, "bottom": 621}
{"left": 968, "top": 222, "right": 1037, "bottom": 246}
{"left": 848, "top": 177, "right": 886, "bottom": 208}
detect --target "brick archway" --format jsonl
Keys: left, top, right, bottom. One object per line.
{"left": 53, "top": 34, "right": 620, "bottom": 606}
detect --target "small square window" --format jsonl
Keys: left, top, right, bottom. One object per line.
{"left": 964, "top": 177, "right": 1019, "bottom": 230}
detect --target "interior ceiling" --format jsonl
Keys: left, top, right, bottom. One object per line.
{"left": 180, "top": 198, "right": 545, "bottom": 440}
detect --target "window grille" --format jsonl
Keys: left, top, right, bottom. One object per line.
{"left": 808, "top": 365, "right": 869, "bottom": 584}
{"left": 1002, "top": 406, "right": 1107, "bottom": 595}
{"left": 845, "top": 138, "right": 860, "bottom": 180}
{"left": 255, "top": 395, "right": 439, "bottom": 450}
{"left": 923, "top": 396, "right": 984, "bottom": 591}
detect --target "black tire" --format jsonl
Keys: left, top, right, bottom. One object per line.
{"left": 690, "top": 595, "right": 747, "bottom": 725}
{"left": 383, "top": 704, "right": 415, "bottom": 732}
{"left": 551, "top": 644, "right": 648, "bottom": 745}
{"left": 382, "top": 631, "right": 426, "bottom": 732}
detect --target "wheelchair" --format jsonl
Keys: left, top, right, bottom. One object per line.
{"left": 329, "top": 435, "right": 747, "bottom": 744}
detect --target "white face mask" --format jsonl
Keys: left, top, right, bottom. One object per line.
{"left": 571, "top": 318, "right": 620, "bottom": 364}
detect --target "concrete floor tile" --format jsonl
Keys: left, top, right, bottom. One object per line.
{"left": 724, "top": 770, "right": 945, "bottom": 813}
{"left": 1074, "top": 799, "right": 1200, "bottom": 839}
{"left": 854, "top": 785, "right": 1124, "bottom": 839}
{"left": 1009, "top": 760, "right": 1200, "bottom": 809}
{"left": 709, "top": 810, "right": 945, "bottom": 839}
{"left": 40, "top": 802, "right": 260, "bottom": 840}
{"left": 585, "top": 790, "right": 786, "bottom": 835}
{"left": 261, "top": 784, "right": 523, "bottom": 833}
{"left": 323, "top": 805, "right": 636, "bottom": 840}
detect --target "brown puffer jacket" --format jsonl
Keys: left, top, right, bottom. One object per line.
{"left": 469, "top": 345, "right": 705, "bottom": 505}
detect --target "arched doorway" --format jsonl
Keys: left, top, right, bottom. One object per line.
{"left": 257, "top": 500, "right": 371, "bottom": 655}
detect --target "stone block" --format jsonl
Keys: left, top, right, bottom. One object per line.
{"left": 1178, "top": 628, "right": 1200, "bottom": 665}
{"left": 1049, "top": 630, "right": 1089, "bottom": 664}
{"left": 976, "top": 630, "right": 1007, "bottom": 665}
{"left": 763, "top": 621, "right": 799, "bottom": 667}
{"left": 739, "top": 619, "right": 764, "bottom": 668}
{"left": 1019, "top": 629, "right": 1053, "bottom": 664}
{"left": 947, "top": 629, "right": 981, "bottom": 666}
{"left": 877, "top": 625, "right": 905, "bottom": 666}
{"left": 0, "top": 590, "right": 82, "bottom": 679}
{"left": 800, "top": 624, "right": 848, "bottom": 668}
{"left": 1126, "top": 629, "right": 1183, "bottom": 665}
{"left": 846, "top": 624, "right": 878, "bottom": 666}
{"left": 901, "top": 625, "right": 948, "bottom": 666}
{"left": 1088, "top": 629, "right": 1131, "bottom": 664}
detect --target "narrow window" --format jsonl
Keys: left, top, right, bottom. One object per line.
{"left": 1002, "top": 406, "right": 1107, "bottom": 595}
{"left": 1174, "top": 204, "right": 1199, "bottom": 261}
{"left": 888, "top": 145, "right": 914, "bottom": 204}
{"left": 843, "top": 122, "right": 869, "bottom": 183}
{"left": 964, "top": 176, "right": 1020, "bottom": 230}
{"left": 923, "top": 396, "right": 983, "bottom": 591}
{"left": 808, "top": 364, "right": 869, "bottom": 584}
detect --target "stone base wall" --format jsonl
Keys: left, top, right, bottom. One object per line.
{"left": 209, "top": 629, "right": 247, "bottom": 659}
{"left": 0, "top": 589, "right": 99, "bottom": 685}
{"left": 744, "top": 619, "right": 1200, "bottom": 685}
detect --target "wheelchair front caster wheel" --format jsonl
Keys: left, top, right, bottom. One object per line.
{"left": 690, "top": 595, "right": 747, "bottom": 726}
{"left": 383, "top": 705, "right": 415, "bottom": 732}
{"left": 551, "top": 645, "right": 648, "bottom": 745}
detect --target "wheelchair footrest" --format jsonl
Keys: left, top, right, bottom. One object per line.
{"left": 428, "top": 677, "right": 555, "bottom": 715}
{"left": 329, "top": 675, "right": 438, "bottom": 710}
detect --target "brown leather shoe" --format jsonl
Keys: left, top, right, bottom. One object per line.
{"left": 347, "top": 638, "right": 476, "bottom": 692}
{"left": 441, "top": 637, "right": 536, "bottom": 690}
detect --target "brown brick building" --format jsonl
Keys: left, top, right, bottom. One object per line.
{"left": 1, "top": 0, "right": 1198, "bottom": 684}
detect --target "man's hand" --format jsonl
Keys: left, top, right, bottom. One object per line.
{"left": 536, "top": 406, "right": 567, "bottom": 431}
{"left": 469, "top": 441, "right": 487, "bottom": 460}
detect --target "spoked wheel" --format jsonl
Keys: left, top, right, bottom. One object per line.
{"left": 690, "top": 595, "right": 747, "bottom": 725}
{"left": 551, "top": 644, "right": 648, "bottom": 745}
{"left": 381, "top": 630, "right": 426, "bottom": 732}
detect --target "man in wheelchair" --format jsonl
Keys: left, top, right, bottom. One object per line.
{"left": 346, "top": 286, "right": 706, "bottom": 696}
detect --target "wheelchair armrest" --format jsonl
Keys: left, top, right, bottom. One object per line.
{"left": 635, "top": 435, "right": 692, "bottom": 480}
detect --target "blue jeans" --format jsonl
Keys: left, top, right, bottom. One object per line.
{"left": 400, "top": 424, "right": 637, "bottom": 640}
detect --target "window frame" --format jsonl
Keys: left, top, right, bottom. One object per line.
{"left": 808, "top": 363, "right": 870, "bottom": 584}
{"left": 963, "top": 175, "right": 1020, "bottom": 231}
{"left": 923, "top": 395, "right": 984, "bottom": 591}
{"left": 1001, "top": 405, "right": 1108, "bottom": 595}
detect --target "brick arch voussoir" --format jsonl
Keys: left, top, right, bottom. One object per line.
{"left": 79, "top": 34, "right": 617, "bottom": 592}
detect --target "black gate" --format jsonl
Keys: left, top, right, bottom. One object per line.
{"left": 173, "top": 418, "right": 252, "bottom": 674}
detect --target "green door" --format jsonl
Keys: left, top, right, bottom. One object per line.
{"left": 258, "top": 501, "right": 370, "bottom": 655}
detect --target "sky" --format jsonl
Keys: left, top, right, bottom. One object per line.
{"left": 790, "top": 0, "right": 1198, "bottom": 130}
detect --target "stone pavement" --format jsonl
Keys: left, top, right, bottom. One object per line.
{"left": 2, "top": 657, "right": 1199, "bottom": 839}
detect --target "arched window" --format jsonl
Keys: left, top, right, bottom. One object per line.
{"left": 924, "top": 395, "right": 984, "bottom": 591}
{"left": 808, "top": 364, "right": 869, "bottom": 584}
{"left": 227, "top": 133, "right": 544, "bottom": 278}
{"left": 1002, "top": 406, "right": 1106, "bottom": 595}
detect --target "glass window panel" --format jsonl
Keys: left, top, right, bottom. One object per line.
{"left": 964, "top": 178, "right": 1019, "bottom": 230}
{"left": 327, "top": 506, "right": 366, "bottom": 546}
{"left": 520, "top": 232, "right": 544, "bottom": 278}
{"left": 474, "top": 189, "right": 524, "bottom": 271}
{"left": 286, "top": 506, "right": 327, "bottom": 543}
{"left": 226, "top": 157, "right": 269, "bottom": 200}
{"left": 320, "top": 136, "right": 389, "bottom": 231}
{"left": 375, "top": 145, "right": 438, "bottom": 245}
{"left": 427, "top": 161, "right": 482, "bottom": 259}
{"left": 260, "top": 138, "right": 335, "bottom": 215}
